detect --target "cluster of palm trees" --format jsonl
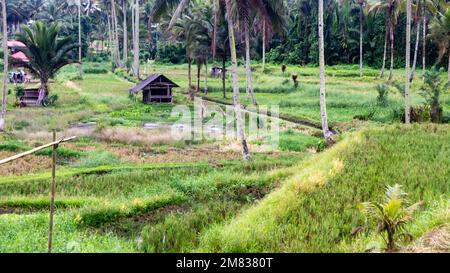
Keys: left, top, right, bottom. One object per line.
{"left": 150, "top": 0, "right": 288, "bottom": 160}
{"left": 1, "top": 0, "right": 449, "bottom": 160}
{"left": 366, "top": 0, "right": 449, "bottom": 81}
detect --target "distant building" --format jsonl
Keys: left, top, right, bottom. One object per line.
{"left": 7, "top": 40, "right": 29, "bottom": 67}
{"left": 130, "top": 74, "right": 179, "bottom": 104}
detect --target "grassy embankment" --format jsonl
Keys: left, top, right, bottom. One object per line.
{"left": 197, "top": 124, "right": 450, "bottom": 252}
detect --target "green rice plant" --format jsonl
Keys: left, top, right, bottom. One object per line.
{"left": 140, "top": 202, "right": 243, "bottom": 253}
{"left": 72, "top": 151, "right": 120, "bottom": 168}
{"left": 0, "top": 197, "right": 86, "bottom": 210}
{"left": 75, "top": 192, "right": 187, "bottom": 227}
{"left": 359, "top": 184, "right": 422, "bottom": 251}
{"left": 35, "top": 147, "right": 82, "bottom": 158}
{"left": 198, "top": 125, "right": 449, "bottom": 253}
{"left": 279, "top": 130, "right": 320, "bottom": 152}
{"left": 0, "top": 140, "right": 29, "bottom": 152}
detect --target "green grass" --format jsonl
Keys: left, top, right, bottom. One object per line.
{"left": 0, "top": 140, "right": 28, "bottom": 152}
{"left": 0, "top": 153, "right": 305, "bottom": 253}
{"left": 0, "top": 62, "right": 448, "bottom": 253}
{"left": 197, "top": 124, "right": 450, "bottom": 252}
{"left": 279, "top": 129, "right": 322, "bottom": 152}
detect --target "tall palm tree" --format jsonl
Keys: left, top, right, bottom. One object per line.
{"left": 405, "top": 0, "right": 412, "bottom": 124}
{"left": 171, "top": 11, "right": 200, "bottom": 99}
{"left": 225, "top": 0, "right": 251, "bottom": 161}
{"left": 132, "top": 0, "right": 140, "bottom": 78}
{"left": 0, "top": 0, "right": 8, "bottom": 131}
{"left": 422, "top": 0, "right": 449, "bottom": 76}
{"left": 410, "top": 0, "right": 437, "bottom": 81}
{"left": 358, "top": 0, "right": 366, "bottom": 78}
{"left": 428, "top": 8, "right": 450, "bottom": 83}
{"left": 78, "top": 0, "right": 83, "bottom": 78}
{"left": 368, "top": 0, "right": 403, "bottom": 80}
{"left": 318, "top": 0, "right": 332, "bottom": 143}
{"left": 260, "top": 0, "right": 287, "bottom": 72}
{"left": 16, "top": 22, "right": 79, "bottom": 98}
{"left": 122, "top": 0, "right": 128, "bottom": 69}
{"left": 152, "top": 0, "right": 251, "bottom": 160}
{"left": 109, "top": 0, "right": 120, "bottom": 69}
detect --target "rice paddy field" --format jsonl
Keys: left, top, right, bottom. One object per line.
{"left": 0, "top": 62, "right": 449, "bottom": 253}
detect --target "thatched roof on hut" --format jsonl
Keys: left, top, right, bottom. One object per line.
{"left": 130, "top": 74, "right": 179, "bottom": 94}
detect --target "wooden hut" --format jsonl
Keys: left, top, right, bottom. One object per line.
{"left": 129, "top": 74, "right": 179, "bottom": 103}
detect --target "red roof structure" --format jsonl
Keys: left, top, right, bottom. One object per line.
{"left": 7, "top": 40, "right": 26, "bottom": 48}
{"left": 11, "top": 51, "right": 30, "bottom": 63}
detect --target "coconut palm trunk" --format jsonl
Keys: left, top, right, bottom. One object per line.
{"left": 78, "top": 0, "right": 83, "bottom": 78}
{"left": 204, "top": 58, "right": 208, "bottom": 94}
{"left": 123, "top": 0, "right": 128, "bottom": 68}
{"left": 244, "top": 24, "right": 257, "bottom": 105}
{"left": 196, "top": 61, "right": 201, "bottom": 93}
{"left": 110, "top": 0, "right": 120, "bottom": 68}
{"left": 188, "top": 57, "right": 193, "bottom": 100}
{"left": 225, "top": 0, "right": 251, "bottom": 161}
{"left": 133, "top": 0, "right": 140, "bottom": 78}
{"left": 448, "top": 53, "right": 450, "bottom": 84}
{"left": 405, "top": 0, "right": 412, "bottom": 124}
{"left": 380, "top": 23, "right": 388, "bottom": 78}
{"left": 422, "top": 8, "right": 426, "bottom": 76}
{"left": 359, "top": 1, "right": 364, "bottom": 78}
{"left": 188, "top": 58, "right": 192, "bottom": 87}
{"left": 222, "top": 54, "right": 226, "bottom": 99}
{"left": 107, "top": 14, "right": 113, "bottom": 65}
{"left": 318, "top": 0, "right": 332, "bottom": 142}
{"left": 388, "top": 20, "right": 395, "bottom": 81}
{"left": 0, "top": 0, "right": 8, "bottom": 131}
{"left": 410, "top": 19, "right": 421, "bottom": 82}
{"left": 262, "top": 20, "right": 266, "bottom": 72}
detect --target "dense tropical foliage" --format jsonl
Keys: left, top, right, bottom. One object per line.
{"left": 1, "top": 0, "right": 447, "bottom": 71}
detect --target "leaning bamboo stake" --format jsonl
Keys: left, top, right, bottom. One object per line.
{"left": 48, "top": 131, "right": 57, "bottom": 253}
{"left": 0, "top": 136, "right": 76, "bottom": 165}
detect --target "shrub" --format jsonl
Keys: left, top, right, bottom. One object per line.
{"left": 359, "top": 184, "right": 421, "bottom": 251}
{"left": 84, "top": 67, "right": 108, "bottom": 74}
{"left": 0, "top": 140, "right": 28, "bottom": 152}
{"left": 376, "top": 83, "right": 389, "bottom": 106}
{"left": 419, "top": 69, "right": 446, "bottom": 123}
{"left": 291, "top": 74, "right": 299, "bottom": 88}
{"left": 14, "top": 86, "right": 25, "bottom": 99}
{"left": 13, "top": 120, "right": 30, "bottom": 131}
{"left": 392, "top": 81, "right": 405, "bottom": 97}
{"left": 47, "top": 94, "right": 59, "bottom": 106}
{"left": 281, "top": 64, "right": 287, "bottom": 76}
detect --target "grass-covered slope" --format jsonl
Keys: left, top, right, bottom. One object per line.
{"left": 198, "top": 124, "right": 450, "bottom": 252}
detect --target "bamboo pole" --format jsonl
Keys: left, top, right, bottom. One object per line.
{"left": 0, "top": 136, "right": 76, "bottom": 166}
{"left": 48, "top": 131, "right": 57, "bottom": 253}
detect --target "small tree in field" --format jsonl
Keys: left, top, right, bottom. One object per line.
{"left": 360, "top": 184, "right": 421, "bottom": 251}
{"left": 16, "top": 22, "right": 79, "bottom": 100}
{"left": 281, "top": 64, "right": 287, "bottom": 76}
{"left": 419, "top": 69, "right": 447, "bottom": 123}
